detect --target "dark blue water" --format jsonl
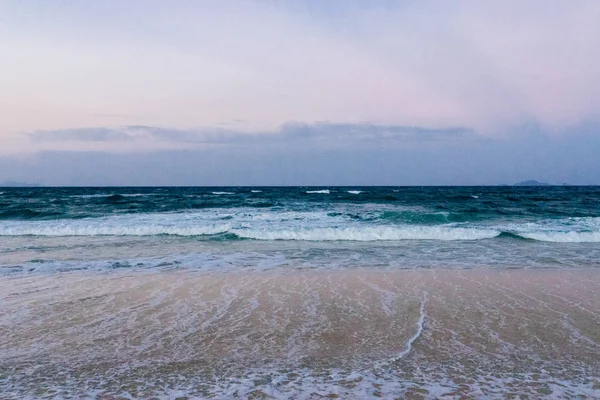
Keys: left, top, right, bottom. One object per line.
{"left": 1, "top": 186, "right": 599, "bottom": 221}
{"left": 1, "top": 186, "right": 599, "bottom": 274}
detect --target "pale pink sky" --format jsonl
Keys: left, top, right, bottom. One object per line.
{"left": 1, "top": 0, "right": 599, "bottom": 154}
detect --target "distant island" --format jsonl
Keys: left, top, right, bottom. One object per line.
{"left": 0, "top": 181, "right": 41, "bottom": 187}
{"left": 514, "top": 180, "right": 550, "bottom": 186}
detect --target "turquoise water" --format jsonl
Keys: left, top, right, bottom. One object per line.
{"left": 1, "top": 186, "right": 599, "bottom": 274}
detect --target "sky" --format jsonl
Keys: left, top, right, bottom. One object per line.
{"left": 0, "top": 0, "right": 599, "bottom": 185}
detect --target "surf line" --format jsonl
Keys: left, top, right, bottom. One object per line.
{"left": 396, "top": 296, "right": 427, "bottom": 360}
{"left": 376, "top": 294, "right": 428, "bottom": 369}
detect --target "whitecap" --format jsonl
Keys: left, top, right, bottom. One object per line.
{"left": 212, "top": 192, "right": 235, "bottom": 195}
{"left": 0, "top": 223, "right": 231, "bottom": 237}
{"left": 233, "top": 226, "right": 500, "bottom": 241}
{"left": 70, "top": 194, "right": 110, "bottom": 198}
{"left": 517, "top": 231, "right": 600, "bottom": 243}
{"left": 503, "top": 217, "right": 600, "bottom": 243}
{"left": 306, "top": 190, "right": 330, "bottom": 194}
{"left": 70, "top": 193, "right": 155, "bottom": 198}
{"left": 347, "top": 190, "right": 362, "bottom": 195}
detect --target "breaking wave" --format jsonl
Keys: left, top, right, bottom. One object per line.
{"left": 0, "top": 223, "right": 231, "bottom": 237}
{"left": 516, "top": 231, "right": 600, "bottom": 243}
{"left": 0, "top": 206, "right": 598, "bottom": 242}
{"left": 234, "top": 226, "right": 499, "bottom": 241}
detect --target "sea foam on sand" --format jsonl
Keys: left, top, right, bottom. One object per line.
{"left": 1, "top": 268, "right": 599, "bottom": 399}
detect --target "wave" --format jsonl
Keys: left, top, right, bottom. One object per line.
{"left": 70, "top": 194, "right": 111, "bottom": 199}
{"left": 234, "top": 226, "right": 500, "bottom": 241}
{"left": 0, "top": 209, "right": 61, "bottom": 220}
{"left": 515, "top": 231, "right": 600, "bottom": 243}
{"left": 0, "top": 213, "right": 498, "bottom": 240}
{"left": 251, "top": 190, "right": 262, "bottom": 193}
{"left": 212, "top": 192, "right": 235, "bottom": 195}
{"left": 306, "top": 190, "right": 330, "bottom": 194}
{"left": 503, "top": 217, "right": 600, "bottom": 243}
{"left": 0, "top": 223, "right": 231, "bottom": 237}
{"left": 71, "top": 193, "right": 156, "bottom": 199}
{"left": 103, "top": 194, "right": 128, "bottom": 203}
{"left": 376, "top": 210, "right": 455, "bottom": 224}
{"left": 118, "top": 193, "right": 157, "bottom": 197}
{"left": 2, "top": 221, "right": 599, "bottom": 242}
{"left": 495, "top": 231, "right": 530, "bottom": 241}
{"left": 347, "top": 190, "right": 362, "bottom": 195}
{"left": 1, "top": 209, "right": 598, "bottom": 242}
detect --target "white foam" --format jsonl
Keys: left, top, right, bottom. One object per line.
{"left": 0, "top": 209, "right": 341, "bottom": 237}
{"left": 4, "top": 210, "right": 597, "bottom": 243}
{"left": 251, "top": 190, "right": 262, "bottom": 193}
{"left": 212, "top": 191, "right": 235, "bottom": 195}
{"left": 0, "top": 223, "right": 231, "bottom": 237}
{"left": 347, "top": 190, "right": 362, "bottom": 194}
{"left": 518, "top": 231, "right": 600, "bottom": 243}
{"left": 70, "top": 194, "right": 110, "bottom": 198}
{"left": 0, "top": 213, "right": 500, "bottom": 240}
{"left": 234, "top": 226, "right": 499, "bottom": 241}
{"left": 504, "top": 217, "right": 600, "bottom": 243}
{"left": 9, "top": 369, "right": 599, "bottom": 400}
{"left": 306, "top": 190, "right": 330, "bottom": 194}
{"left": 394, "top": 297, "right": 426, "bottom": 360}
{"left": 70, "top": 193, "right": 155, "bottom": 198}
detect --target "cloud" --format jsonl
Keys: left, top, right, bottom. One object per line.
{"left": 26, "top": 122, "right": 476, "bottom": 152}
{"left": 0, "top": 1, "right": 599, "bottom": 185}
{"left": 4, "top": 120, "right": 599, "bottom": 186}
{"left": 28, "top": 127, "right": 133, "bottom": 142}
{"left": 1, "top": 0, "right": 599, "bottom": 145}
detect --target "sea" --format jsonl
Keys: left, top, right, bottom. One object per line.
{"left": 1, "top": 186, "right": 599, "bottom": 399}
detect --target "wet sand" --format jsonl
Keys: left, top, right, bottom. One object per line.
{"left": 2, "top": 268, "right": 600, "bottom": 398}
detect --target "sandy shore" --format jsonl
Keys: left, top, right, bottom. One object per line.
{"left": 2, "top": 268, "right": 599, "bottom": 398}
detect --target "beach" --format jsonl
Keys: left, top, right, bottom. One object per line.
{"left": 2, "top": 267, "right": 599, "bottom": 398}
{"left": 3, "top": 0, "right": 600, "bottom": 395}
{"left": 1, "top": 186, "right": 599, "bottom": 398}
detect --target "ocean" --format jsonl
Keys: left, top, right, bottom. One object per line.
{"left": 1, "top": 186, "right": 599, "bottom": 398}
